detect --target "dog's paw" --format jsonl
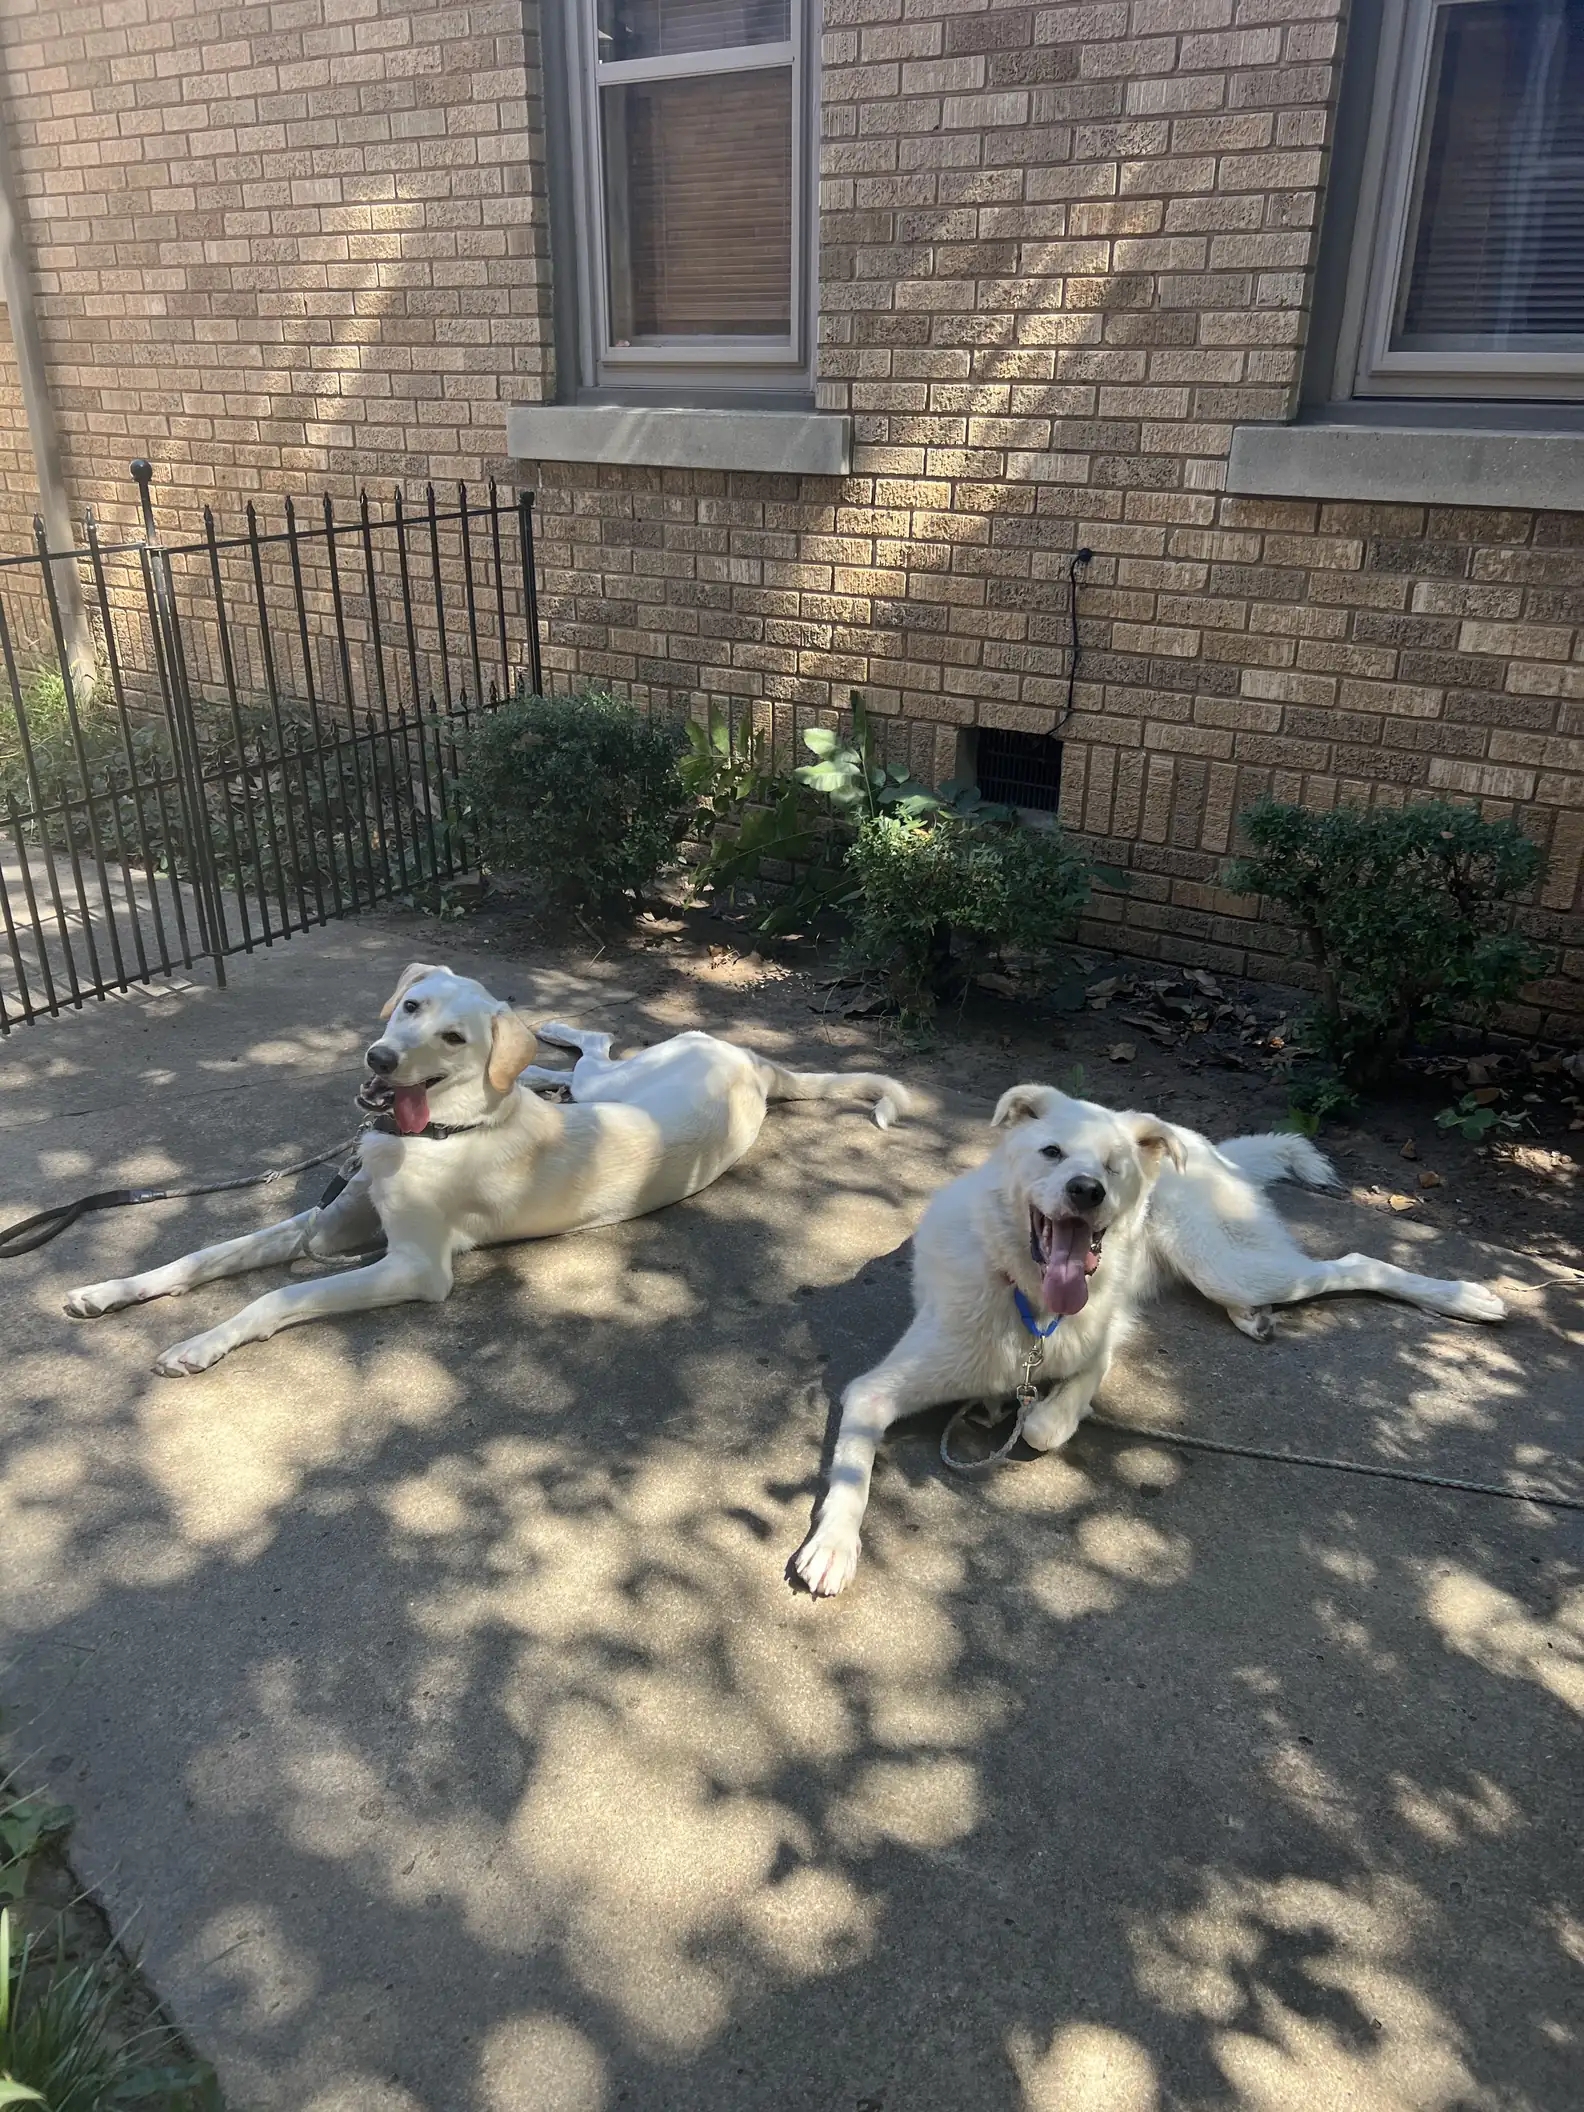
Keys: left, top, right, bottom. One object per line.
{"left": 1229, "top": 1304, "right": 1276, "bottom": 1342}
{"left": 794, "top": 1520, "right": 861, "bottom": 1598}
{"left": 153, "top": 1332, "right": 228, "bottom": 1377}
{"left": 1021, "top": 1400, "right": 1084, "bottom": 1453}
{"left": 65, "top": 1281, "right": 130, "bottom": 1318}
{"left": 1454, "top": 1282, "right": 1508, "bottom": 1324}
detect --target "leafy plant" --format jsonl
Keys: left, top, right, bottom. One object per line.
{"left": 458, "top": 686, "right": 691, "bottom": 910}
{"left": 679, "top": 704, "right": 825, "bottom": 912}
{"left": 1226, "top": 798, "right": 1548, "bottom": 1086}
{"left": 1284, "top": 1067, "right": 1359, "bottom": 1136}
{"left": 684, "top": 692, "right": 1091, "bottom": 1001}
{"left": 793, "top": 698, "right": 1011, "bottom": 827}
{"left": 1435, "top": 1088, "right": 1531, "bottom": 1141}
{"left": 0, "top": 1798, "right": 72, "bottom": 1908}
{"left": 846, "top": 808, "right": 1090, "bottom": 1015}
{"left": 0, "top": 1911, "right": 45, "bottom": 2108}
{"left": 1, "top": 1908, "right": 220, "bottom": 2112}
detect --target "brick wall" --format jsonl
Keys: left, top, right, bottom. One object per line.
{"left": 0, "top": 0, "right": 1579, "bottom": 1024}
{"left": 523, "top": 0, "right": 1582, "bottom": 1030}
{"left": 0, "top": 0, "right": 551, "bottom": 551}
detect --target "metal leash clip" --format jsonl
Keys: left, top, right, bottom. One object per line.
{"left": 941, "top": 1336, "right": 1045, "bottom": 1474}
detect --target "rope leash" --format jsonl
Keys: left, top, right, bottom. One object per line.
{"left": 940, "top": 1287, "right": 1056, "bottom": 1471}
{"left": 1085, "top": 1414, "right": 1584, "bottom": 1513}
{"left": 0, "top": 1135, "right": 363, "bottom": 1259}
{"left": 940, "top": 1282, "right": 1584, "bottom": 1512}
{"left": 943, "top": 1397, "right": 1584, "bottom": 1513}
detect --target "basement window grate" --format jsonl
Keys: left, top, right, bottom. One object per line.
{"left": 974, "top": 727, "right": 1064, "bottom": 814}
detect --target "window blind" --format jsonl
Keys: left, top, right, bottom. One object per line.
{"left": 602, "top": 69, "right": 793, "bottom": 339}
{"left": 598, "top": 0, "right": 791, "bottom": 63}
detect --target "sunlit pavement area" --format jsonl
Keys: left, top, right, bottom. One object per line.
{"left": 0, "top": 918, "right": 1579, "bottom": 2112}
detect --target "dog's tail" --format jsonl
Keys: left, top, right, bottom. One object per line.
{"left": 1216, "top": 1130, "right": 1343, "bottom": 1192}
{"left": 758, "top": 1061, "right": 910, "bottom": 1131}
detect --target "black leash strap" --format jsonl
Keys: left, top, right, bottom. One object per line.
{"left": 0, "top": 1136, "right": 363, "bottom": 1260}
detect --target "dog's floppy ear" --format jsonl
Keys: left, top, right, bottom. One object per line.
{"left": 380, "top": 961, "right": 443, "bottom": 1021}
{"left": 1127, "top": 1114, "right": 1187, "bottom": 1176}
{"left": 487, "top": 1007, "right": 538, "bottom": 1094}
{"left": 992, "top": 1083, "right": 1059, "bottom": 1129}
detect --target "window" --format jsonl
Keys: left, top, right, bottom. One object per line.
{"left": 1331, "top": 0, "right": 1584, "bottom": 401}
{"left": 549, "top": 0, "right": 815, "bottom": 404}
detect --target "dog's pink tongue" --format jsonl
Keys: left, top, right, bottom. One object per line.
{"left": 393, "top": 1085, "right": 430, "bottom": 1136}
{"left": 1041, "top": 1219, "right": 1092, "bottom": 1316}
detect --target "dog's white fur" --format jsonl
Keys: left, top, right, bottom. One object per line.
{"left": 65, "top": 963, "right": 908, "bottom": 1376}
{"left": 794, "top": 1083, "right": 1508, "bottom": 1597}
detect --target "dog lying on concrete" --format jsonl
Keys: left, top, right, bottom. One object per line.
{"left": 65, "top": 963, "right": 908, "bottom": 1375}
{"left": 794, "top": 1083, "right": 1508, "bottom": 1598}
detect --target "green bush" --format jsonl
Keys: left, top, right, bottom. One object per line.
{"left": 1226, "top": 797, "right": 1548, "bottom": 1084}
{"left": 458, "top": 687, "right": 690, "bottom": 910}
{"left": 683, "top": 693, "right": 1092, "bottom": 1009}
{"left": 847, "top": 809, "right": 1089, "bottom": 1015}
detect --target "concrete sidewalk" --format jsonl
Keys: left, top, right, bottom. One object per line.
{"left": 0, "top": 920, "right": 1579, "bottom": 2112}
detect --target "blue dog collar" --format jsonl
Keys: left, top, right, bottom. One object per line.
{"left": 1012, "top": 1286, "right": 1062, "bottom": 1339}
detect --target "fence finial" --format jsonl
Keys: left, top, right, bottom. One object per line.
{"left": 130, "top": 459, "right": 157, "bottom": 540}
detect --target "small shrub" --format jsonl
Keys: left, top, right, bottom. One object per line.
{"left": 847, "top": 810, "right": 1089, "bottom": 1015}
{"left": 458, "top": 687, "right": 690, "bottom": 910}
{"left": 1226, "top": 797, "right": 1548, "bottom": 1085}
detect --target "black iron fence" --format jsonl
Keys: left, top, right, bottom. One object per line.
{"left": 0, "top": 462, "right": 542, "bottom": 1029}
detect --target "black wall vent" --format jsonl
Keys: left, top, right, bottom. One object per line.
{"left": 974, "top": 727, "right": 1064, "bottom": 813}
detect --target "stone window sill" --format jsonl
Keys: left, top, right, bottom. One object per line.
{"left": 1226, "top": 421, "right": 1584, "bottom": 513}
{"left": 506, "top": 405, "right": 851, "bottom": 477}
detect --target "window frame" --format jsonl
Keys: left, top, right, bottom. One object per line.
{"left": 552, "top": 0, "right": 816, "bottom": 405}
{"left": 1336, "top": 0, "right": 1584, "bottom": 403}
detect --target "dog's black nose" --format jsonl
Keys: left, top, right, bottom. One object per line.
{"left": 366, "top": 1043, "right": 398, "bottom": 1076}
{"left": 1066, "top": 1174, "right": 1106, "bottom": 1213}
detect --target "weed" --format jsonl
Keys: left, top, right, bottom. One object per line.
{"left": 687, "top": 693, "right": 1091, "bottom": 1005}
{"left": 1435, "top": 1089, "right": 1531, "bottom": 1142}
{"left": 1, "top": 1907, "right": 220, "bottom": 2112}
{"left": 1285, "top": 1068, "right": 1360, "bottom": 1135}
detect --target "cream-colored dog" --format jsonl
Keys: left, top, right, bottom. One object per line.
{"left": 794, "top": 1083, "right": 1507, "bottom": 1597}
{"left": 66, "top": 963, "right": 908, "bottom": 1375}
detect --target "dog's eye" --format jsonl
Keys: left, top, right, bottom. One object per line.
{"left": 441, "top": 1030, "right": 466, "bottom": 1047}
{"left": 1039, "top": 1144, "right": 1064, "bottom": 1161}
{"left": 403, "top": 998, "right": 420, "bottom": 1015}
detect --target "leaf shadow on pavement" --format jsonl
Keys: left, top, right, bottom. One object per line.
{"left": 0, "top": 924, "right": 1578, "bottom": 2112}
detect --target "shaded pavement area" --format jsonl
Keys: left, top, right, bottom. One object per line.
{"left": 0, "top": 918, "right": 1579, "bottom": 2111}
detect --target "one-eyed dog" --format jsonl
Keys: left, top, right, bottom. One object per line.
{"left": 66, "top": 963, "right": 908, "bottom": 1375}
{"left": 794, "top": 1083, "right": 1507, "bottom": 1597}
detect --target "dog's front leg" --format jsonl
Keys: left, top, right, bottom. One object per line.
{"left": 152, "top": 1236, "right": 455, "bottom": 1377}
{"left": 66, "top": 1209, "right": 322, "bottom": 1318}
{"left": 1021, "top": 1354, "right": 1109, "bottom": 1454}
{"left": 795, "top": 1329, "right": 949, "bottom": 1599}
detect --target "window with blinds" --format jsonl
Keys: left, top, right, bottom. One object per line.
{"left": 602, "top": 70, "right": 793, "bottom": 340}
{"left": 1345, "top": 0, "right": 1584, "bottom": 397}
{"left": 556, "top": 0, "right": 810, "bottom": 393}
{"left": 1397, "top": 0, "right": 1584, "bottom": 351}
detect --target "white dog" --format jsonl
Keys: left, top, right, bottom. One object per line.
{"left": 794, "top": 1083, "right": 1508, "bottom": 1597}
{"left": 65, "top": 963, "right": 907, "bottom": 1375}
